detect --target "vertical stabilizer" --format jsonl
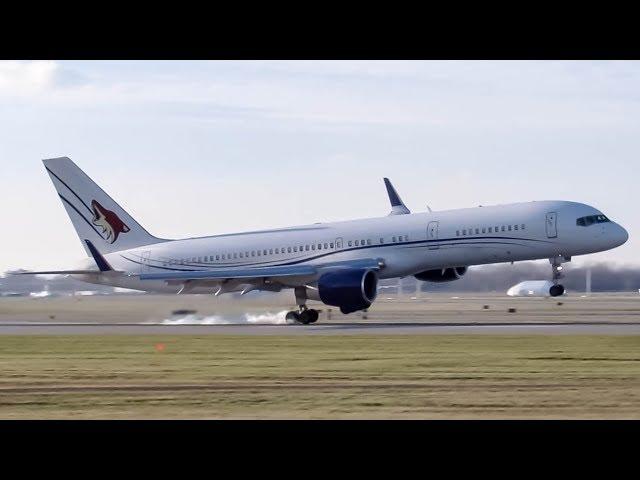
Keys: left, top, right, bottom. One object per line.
{"left": 43, "top": 157, "right": 167, "bottom": 255}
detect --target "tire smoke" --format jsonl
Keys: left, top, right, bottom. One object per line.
{"left": 158, "top": 310, "right": 292, "bottom": 325}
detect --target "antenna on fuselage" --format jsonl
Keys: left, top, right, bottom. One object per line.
{"left": 383, "top": 178, "right": 411, "bottom": 216}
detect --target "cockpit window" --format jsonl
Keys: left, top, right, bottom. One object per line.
{"left": 576, "top": 215, "right": 610, "bottom": 227}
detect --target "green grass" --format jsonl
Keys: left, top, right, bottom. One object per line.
{"left": 1, "top": 335, "right": 640, "bottom": 418}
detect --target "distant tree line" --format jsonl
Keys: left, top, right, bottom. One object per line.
{"left": 386, "top": 262, "right": 640, "bottom": 294}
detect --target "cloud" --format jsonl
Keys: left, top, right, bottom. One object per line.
{"left": 0, "top": 61, "right": 59, "bottom": 95}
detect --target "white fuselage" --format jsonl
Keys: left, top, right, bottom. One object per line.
{"left": 73, "top": 200, "right": 628, "bottom": 294}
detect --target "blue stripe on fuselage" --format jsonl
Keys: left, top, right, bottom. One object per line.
{"left": 121, "top": 235, "right": 550, "bottom": 272}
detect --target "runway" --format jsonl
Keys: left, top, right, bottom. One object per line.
{"left": 2, "top": 321, "right": 640, "bottom": 335}
{"left": 1, "top": 293, "right": 639, "bottom": 335}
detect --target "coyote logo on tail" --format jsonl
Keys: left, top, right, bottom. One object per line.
{"left": 91, "top": 200, "right": 130, "bottom": 244}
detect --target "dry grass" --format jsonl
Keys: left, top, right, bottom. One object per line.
{"left": 1, "top": 334, "right": 640, "bottom": 418}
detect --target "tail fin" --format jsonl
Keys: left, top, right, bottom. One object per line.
{"left": 43, "top": 157, "right": 167, "bottom": 255}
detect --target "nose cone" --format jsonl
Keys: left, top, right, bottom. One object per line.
{"left": 613, "top": 223, "right": 629, "bottom": 248}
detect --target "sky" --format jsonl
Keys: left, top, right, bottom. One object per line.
{"left": 0, "top": 60, "right": 638, "bottom": 272}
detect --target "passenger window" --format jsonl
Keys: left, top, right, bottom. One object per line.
{"left": 305, "top": 245, "right": 310, "bottom": 251}
{"left": 348, "top": 241, "right": 352, "bottom": 247}
{"left": 495, "top": 226, "right": 499, "bottom": 232}
{"left": 216, "top": 255, "right": 220, "bottom": 261}
{"left": 488, "top": 227, "right": 492, "bottom": 233}
{"left": 324, "top": 243, "right": 329, "bottom": 249}
{"left": 392, "top": 236, "right": 396, "bottom": 242}
{"left": 462, "top": 229, "right": 466, "bottom": 235}
{"left": 482, "top": 228, "right": 486, "bottom": 234}
{"left": 475, "top": 228, "right": 479, "bottom": 234}
{"left": 508, "top": 225, "right": 512, "bottom": 231}
{"left": 355, "top": 240, "right": 359, "bottom": 246}
{"left": 456, "top": 230, "right": 460, "bottom": 236}
{"left": 330, "top": 243, "right": 334, "bottom": 248}
{"left": 269, "top": 249, "right": 273, "bottom": 255}
{"left": 501, "top": 226, "right": 505, "bottom": 232}
{"left": 312, "top": 244, "right": 316, "bottom": 250}
{"left": 521, "top": 224, "right": 525, "bottom": 230}
{"left": 514, "top": 225, "right": 518, "bottom": 231}
{"left": 287, "top": 247, "right": 291, "bottom": 253}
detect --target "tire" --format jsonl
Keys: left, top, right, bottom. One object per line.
{"left": 549, "top": 284, "right": 565, "bottom": 297}
{"left": 307, "top": 309, "right": 319, "bottom": 323}
{"left": 298, "top": 310, "right": 313, "bottom": 324}
{"left": 285, "top": 311, "right": 300, "bottom": 323}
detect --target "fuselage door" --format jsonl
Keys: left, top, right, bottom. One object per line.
{"left": 335, "top": 237, "right": 343, "bottom": 250}
{"left": 141, "top": 251, "right": 151, "bottom": 272}
{"left": 427, "top": 221, "right": 439, "bottom": 249}
{"left": 545, "top": 212, "right": 558, "bottom": 238}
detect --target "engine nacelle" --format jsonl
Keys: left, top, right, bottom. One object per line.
{"left": 317, "top": 268, "right": 378, "bottom": 314}
{"left": 414, "top": 266, "right": 468, "bottom": 283}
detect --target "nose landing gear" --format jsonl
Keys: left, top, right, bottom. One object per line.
{"left": 549, "top": 256, "right": 570, "bottom": 297}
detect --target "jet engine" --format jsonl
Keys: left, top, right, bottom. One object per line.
{"left": 315, "top": 268, "right": 379, "bottom": 314}
{"left": 414, "top": 266, "right": 468, "bottom": 283}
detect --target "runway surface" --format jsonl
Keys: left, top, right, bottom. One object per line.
{"left": 1, "top": 321, "right": 640, "bottom": 335}
{"left": 1, "top": 293, "right": 639, "bottom": 334}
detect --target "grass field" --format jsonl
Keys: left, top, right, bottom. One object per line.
{"left": 1, "top": 334, "right": 640, "bottom": 419}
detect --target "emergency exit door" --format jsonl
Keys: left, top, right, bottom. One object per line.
{"left": 545, "top": 212, "right": 557, "bottom": 238}
{"left": 427, "top": 221, "right": 439, "bottom": 249}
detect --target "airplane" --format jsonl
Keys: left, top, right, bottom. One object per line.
{"left": 18, "top": 157, "right": 628, "bottom": 324}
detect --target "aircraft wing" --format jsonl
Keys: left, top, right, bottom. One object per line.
{"left": 138, "top": 264, "right": 317, "bottom": 282}
{"left": 136, "top": 258, "right": 383, "bottom": 286}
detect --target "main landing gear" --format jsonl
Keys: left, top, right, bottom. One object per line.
{"left": 285, "top": 307, "right": 320, "bottom": 325}
{"left": 549, "top": 255, "right": 569, "bottom": 297}
{"left": 286, "top": 286, "right": 320, "bottom": 324}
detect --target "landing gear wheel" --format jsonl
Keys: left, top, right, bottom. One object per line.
{"left": 302, "top": 309, "right": 319, "bottom": 324}
{"left": 298, "top": 309, "right": 319, "bottom": 325}
{"left": 549, "top": 284, "right": 565, "bottom": 297}
{"left": 285, "top": 311, "right": 300, "bottom": 323}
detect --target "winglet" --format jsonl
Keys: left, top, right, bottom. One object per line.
{"left": 84, "top": 239, "right": 113, "bottom": 272}
{"left": 383, "top": 178, "right": 411, "bottom": 215}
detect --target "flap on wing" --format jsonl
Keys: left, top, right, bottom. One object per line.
{"left": 137, "top": 264, "right": 317, "bottom": 282}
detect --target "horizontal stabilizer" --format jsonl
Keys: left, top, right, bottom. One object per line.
{"left": 12, "top": 270, "right": 104, "bottom": 276}
{"left": 85, "top": 239, "right": 113, "bottom": 272}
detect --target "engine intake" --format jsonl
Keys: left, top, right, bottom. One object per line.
{"left": 317, "top": 268, "right": 378, "bottom": 314}
{"left": 414, "top": 266, "right": 467, "bottom": 283}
